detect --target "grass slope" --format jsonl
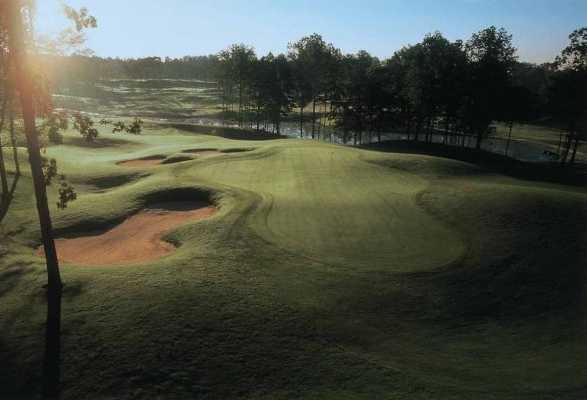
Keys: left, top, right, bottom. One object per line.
{"left": 0, "top": 125, "right": 586, "bottom": 399}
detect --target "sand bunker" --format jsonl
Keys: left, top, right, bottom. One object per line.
{"left": 117, "top": 155, "right": 166, "bottom": 168}
{"left": 38, "top": 201, "right": 216, "bottom": 266}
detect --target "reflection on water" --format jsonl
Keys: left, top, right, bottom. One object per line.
{"left": 172, "top": 116, "right": 566, "bottom": 163}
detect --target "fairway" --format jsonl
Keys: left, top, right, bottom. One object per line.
{"left": 1, "top": 125, "right": 586, "bottom": 399}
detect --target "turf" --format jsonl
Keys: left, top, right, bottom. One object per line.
{"left": 0, "top": 124, "right": 586, "bottom": 399}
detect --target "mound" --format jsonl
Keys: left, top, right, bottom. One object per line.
{"left": 38, "top": 201, "right": 216, "bottom": 266}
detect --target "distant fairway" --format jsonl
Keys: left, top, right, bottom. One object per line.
{"left": 1, "top": 125, "right": 586, "bottom": 399}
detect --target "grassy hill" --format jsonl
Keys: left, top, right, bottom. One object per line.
{"left": 0, "top": 124, "right": 586, "bottom": 399}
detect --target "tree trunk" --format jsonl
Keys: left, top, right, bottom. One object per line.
{"left": 569, "top": 136, "right": 580, "bottom": 165}
{"left": 406, "top": 118, "right": 411, "bottom": 141}
{"left": 475, "top": 123, "right": 483, "bottom": 151}
{"left": 505, "top": 121, "right": 513, "bottom": 157}
{"left": 9, "top": 109, "right": 19, "bottom": 176}
{"left": 238, "top": 78, "right": 243, "bottom": 127}
{"left": 445, "top": 120, "right": 451, "bottom": 145}
{"left": 319, "top": 101, "right": 327, "bottom": 140}
{"left": 0, "top": 107, "right": 20, "bottom": 223}
{"left": 299, "top": 102, "right": 304, "bottom": 138}
{"left": 256, "top": 104, "right": 260, "bottom": 132}
{"left": 221, "top": 82, "right": 226, "bottom": 126}
{"left": 0, "top": 97, "right": 9, "bottom": 198}
{"left": 276, "top": 115, "right": 281, "bottom": 136}
{"left": 560, "top": 134, "right": 571, "bottom": 166}
{"left": 316, "top": 101, "right": 321, "bottom": 139}
{"left": 7, "top": 4, "right": 63, "bottom": 398}
{"left": 311, "top": 98, "right": 316, "bottom": 139}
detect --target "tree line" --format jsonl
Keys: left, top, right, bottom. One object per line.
{"left": 42, "top": 54, "right": 220, "bottom": 85}
{"left": 214, "top": 28, "right": 586, "bottom": 164}
{"left": 45, "top": 26, "right": 586, "bottom": 164}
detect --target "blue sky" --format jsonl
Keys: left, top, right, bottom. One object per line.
{"left": 36, "top": 0, "right": 587, "bottom": 63}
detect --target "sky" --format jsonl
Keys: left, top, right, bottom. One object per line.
{"left": 35, "top": 0, "right": 587, "bottom": 63}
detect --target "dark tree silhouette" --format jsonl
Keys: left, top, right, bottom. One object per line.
{"left": 1, "top": 2, "right": 95, "bottom": 397}
{"left": 288, "top": 34, "right": 341, "bottom": 139}
{"left": 5, "top": 3, "right": 63, "bottom": 396}
{"left": 549, "top": 27, "right": 587, "bottom": 165}
{"left": 465, "top": 26, "right": 517, "bottom": 150}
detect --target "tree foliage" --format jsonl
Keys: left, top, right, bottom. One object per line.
{"left": 556, "top": 27, "right": 587, "bottom": 71}
{"left": 41, "top": 110, "right": 69, "bottom": 144}
{"left": 72, "top": 112, "right": 98, "bottom": 142}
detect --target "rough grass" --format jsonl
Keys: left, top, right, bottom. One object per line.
{"left": 53, "top": 79, "right": 222, "bottom": 121}
{"left": 0, "top": 124, "right": 586, "bottom": 400}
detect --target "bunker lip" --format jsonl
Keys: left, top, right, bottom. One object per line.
{"left": 117, "top": 155, "right": 166, "bottom": 168}
{"left": 37, "top": 200, "right": 217, "bottom": 266}
{"left": 182, "top": 148, "right": 223, "bottom": 155}
{"left": 182, "top": 147, "right": 254, "bottom": 155}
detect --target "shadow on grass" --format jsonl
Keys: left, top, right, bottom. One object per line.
{"left": 62, "top": 136, "right": 137, "bottom": 149}
{"left": 362, "top": 140, "right": 587, "bottom": 187}
{"left": 0, "top": 260, "right": 85, "bottom": 399}
{"left": 80, "top": 172, "right": 146, "bottom": 191}
{"left": 0, "top": 263, "right": 44, "bottom": 398}
{"left": 0, "top": 171, "right": 20, "bottom": 222}
{"left": 171, "top": 123, "right": 288, "bottom": 141}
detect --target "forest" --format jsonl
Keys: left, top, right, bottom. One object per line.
{"left": 45, "top": 27, "right": 587, "bottom": 164}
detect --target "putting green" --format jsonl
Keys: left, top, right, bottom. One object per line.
{"left": 188, "top": 144, "right": 464, "bottom": 272}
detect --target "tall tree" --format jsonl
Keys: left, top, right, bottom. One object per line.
{"left": 549, "top": 27, "right": 587, "bottom": 165}
{"left": 333, "top": 51, "right": 380, "bottom": 144}
{"left": 500, "top": 85, "right": 536, "bottom": 157}
{"left": 4, "top": 3, "right": 63, "bottom": 396}
{"left": 0, "top": 12, "right": 20, "bottom": 221}
{"left": 556, "top": 27, "right": 587, "bottom": 71}
{"left": 288, "top": 34, "right": 341, "bottom": 139}
{"left": 287, "top": 45, "right": 312, "bottom": 138}
{"left": 218, "top": 44, "right": 256, "bottom": 127}
{"left": 465, "top": 26, "right": 517, "bottom": 150}
{"left": 2, "top": 2, "right": 95, "bottom": 397}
